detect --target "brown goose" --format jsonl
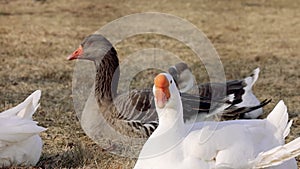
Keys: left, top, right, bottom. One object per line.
{"left": 68, "top": 34, "right": 270, "bottom": 138}
{"left": 169, "top": 62, "right": 270, "bottom": 119}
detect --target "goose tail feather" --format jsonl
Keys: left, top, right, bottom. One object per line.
{"left": 253, "top": 137, "right": 300, "bottom": 168}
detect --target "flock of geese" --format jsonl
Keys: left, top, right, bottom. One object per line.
{"left": 1, "top": 34, "right": 299, "bottom": 168}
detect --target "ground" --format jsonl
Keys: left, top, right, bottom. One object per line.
{"left": 0, "top": 0, "right": 299, "bottom": 168}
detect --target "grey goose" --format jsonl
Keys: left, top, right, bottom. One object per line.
{"left": 68, "top": 34, "right": 270, "bottom": 138}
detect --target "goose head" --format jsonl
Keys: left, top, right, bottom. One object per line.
{"left": 153, "top": 73, "right": 182, "bottom": 118}
{"left": 67, "top": 34, "right": 116, "bottom": 63}
{"left": 67, "top": 34, "right": 120, "bottom": 103}
{"left": 168, "top": 62, "right": 195, "bottom": 93}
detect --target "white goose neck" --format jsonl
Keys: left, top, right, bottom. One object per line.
{"left": 153, "top": 105, "right": 184, "bottom": 138}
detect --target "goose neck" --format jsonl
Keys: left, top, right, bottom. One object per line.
{"left": 94, "top": 48, "right": 120, "bottom": 104}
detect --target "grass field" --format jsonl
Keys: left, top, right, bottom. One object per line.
{"left": 0, "top": 0, "right": 299, "bottom": 168}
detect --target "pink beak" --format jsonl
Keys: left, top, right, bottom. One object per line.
{"left": 67, "top": 45, "right": 83, "bottom": 60}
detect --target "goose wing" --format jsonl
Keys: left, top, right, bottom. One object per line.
{"left": 0, "top": 117, "right": 45, "bottom": 148}
{"left": 0, "top": 90, "right": 41, "bottom": 119}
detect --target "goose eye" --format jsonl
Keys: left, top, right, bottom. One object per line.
{"left": 170, "top": 80, "right": 173, "bottom": 84}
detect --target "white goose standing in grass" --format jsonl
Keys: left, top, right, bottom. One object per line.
{"left": 168, "top": 62, "right": 266, "bottom": 119}
{"left": 134, "top": 73, "right": 300, "bottom": 169}
{"left": 68, "top": 34, "right": 270, "bottom": 138}
{"left": 0, "top": 90, "right": 46, "bottom": 167}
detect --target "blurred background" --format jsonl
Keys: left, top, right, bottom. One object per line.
{"left": 0, "top": 0, "right": 299, "bottom": 168}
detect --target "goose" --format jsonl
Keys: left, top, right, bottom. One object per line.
{"left": 134, "top": 73, "right": 300, "bottom": 169}
{"left": 0, "top": 90, "right": 46, "bottom": 167}
{"left": 168, "top": 62, "right": 266, "bottom": 119}
{"left": 68, "top": 34, "right": 270, "bottom": 138}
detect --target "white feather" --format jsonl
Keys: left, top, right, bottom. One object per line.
{"left": 0, "top": 90, "right": 46, "bottom": 167}
{"left": 237, "top": 68, "right": 262, "bottom": 118}
{"left": 170, "top": 64, "right": 263, "bottom": 119}
{"left": 253, "top": 137, "right": 300, "bottom": 168}
{"left": 134, "top": 73, "right": 299, "bottom": 169}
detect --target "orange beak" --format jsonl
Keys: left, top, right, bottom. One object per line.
{"left": 67, "top": 45, "right": 83, "bottom": 60}
{"left": 154, "top": 74, "right": 170, "bottom": 108}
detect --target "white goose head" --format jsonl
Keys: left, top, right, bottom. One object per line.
{"left": 139, "top": 73, "right": 184, "bottom": 158}
{"left": 153, "top": 73, "right": 182, "bottom": 122}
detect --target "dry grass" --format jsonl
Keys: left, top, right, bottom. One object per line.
{"left": 0, "top": 0, "right": 299, "bottom": 168}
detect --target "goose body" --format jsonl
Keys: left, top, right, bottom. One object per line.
{"left": 0, "top": 90, "right": 46, "bottom": 167}
{"left": 168, "top": 62, "right": 266, "bottom": 119}
{"left": 134, "top": 73, "right": 300, "bottom": 169}
{"left": 68, "top": 34, "right": 271, "bottom": 138}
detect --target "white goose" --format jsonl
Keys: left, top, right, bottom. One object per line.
{"left": 168, "top": 62, "right": 266, "bottom": 119}
{"left": 134, "top": 73, "right": 300, "bottom": 169}
{"left": 0, "top": 90, "right": 46, "bottom": 167}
